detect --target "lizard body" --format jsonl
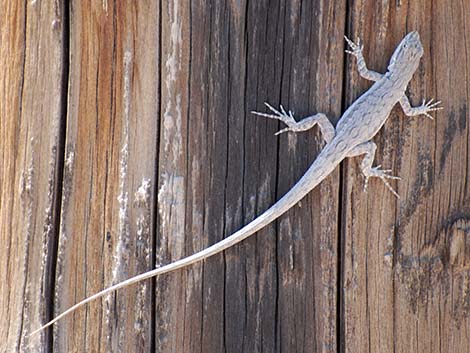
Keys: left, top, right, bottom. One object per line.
{"left": 31, "top": 31, "right": 441, "bottom": 335}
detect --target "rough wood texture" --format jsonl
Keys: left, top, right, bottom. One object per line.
{"left": 0, "top": 1, "right": 469, "bottom": 352}
{"left": 51, "top": 2, "right": 159, "bottom": 352}
{"left": 153, "top": 1, "right": 344, "bottom": 352}
{"left": 342, "top": 1, "right": 470, "bottom": 353}
{"left": 0, "top": 1, "right": 66, "bottom": 351}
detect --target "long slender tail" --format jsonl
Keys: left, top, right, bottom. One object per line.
{"left": 31, "top": 155, "right": 336, "bottom": 336}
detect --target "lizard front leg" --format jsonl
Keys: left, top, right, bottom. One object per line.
{"left": 344, "top": 36, "right": 383, "bottom": 82}
{"left": 347, "top": 141, "right": 401, "bottom": 198}
{"left": 399, "top": 95, "right": 442, "bottom": 119}
{"left": 252, "top": 102, "right": 335, "bottom": 143}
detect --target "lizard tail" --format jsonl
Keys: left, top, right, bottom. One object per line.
{"left": 30, "top": 156, "right": 336, "bottom": 336}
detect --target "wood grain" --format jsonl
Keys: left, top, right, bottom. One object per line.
{"left": 52, "top": 1, "right": 159, "bottom": 351}
{"left": 0, "top": 1, "right": 66, "bottom": 351}
{"left": 152, "top": 1, "right": 345, "bottom": 351}
{"left": 1, "top": 0, "right": 469, "bottom": 352}
{"left": 342, "top": 1, "right": 470, "bottom": 353}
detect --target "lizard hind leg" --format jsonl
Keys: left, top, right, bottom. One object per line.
{"left": 251, "top": 102, "right": 335, "bottom": 144}
{"left": 346, "top": 141, "right": 401, "bottom": 198}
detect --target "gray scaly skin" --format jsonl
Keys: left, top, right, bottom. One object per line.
{"left": 31, "top": 31, "right": 442, "bottom": 335}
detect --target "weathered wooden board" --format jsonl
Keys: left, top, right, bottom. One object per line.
{"left": 51, "top": 1, "right": 159, "bottom": 352}
{"left": 0, "top": 1, "right": 66, "bottom": 351}
{"left": 342, "top": 1, "right": 470, "bottom": 353}
{"left": 154, "top": 1, "right": 344, "bottom": 352}
{"left": 1, "top": 0, "right": 469, "bottom": 352}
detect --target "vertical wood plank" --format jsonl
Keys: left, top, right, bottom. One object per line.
{"left": 0, "top": 1, "right": 66, "bottom": 351}
{"left": 154, "top": 0, "right": 192, "bottom": 351}
{"left": 53, "top": 1, "right": 159, "bottom": 351}
{"left": 342, "top": 1, "right": 470, "bottom": 352}
{"left": 155, "top": 0, "right": 345, "bottom": 352}
{"left": 273, "top": 1, "right": 345, "bottom": 352}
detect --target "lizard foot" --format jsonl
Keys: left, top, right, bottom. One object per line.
{"left": 364, "top": 165, "right": 401, "bottom": 198}
{"left": 415, "top": 98, "right": 443, "bottom": 120}
{"left": 252, "top": 102, "right": 297, "bottom": 135}
{"left": 252, "top": 102, "right": 305, "bottom": 135}
{"left": 344, "top": 36, "right": 364, "bottom": 58}
{"left": 252, "top": 102, "right": 335, "bottom": 140}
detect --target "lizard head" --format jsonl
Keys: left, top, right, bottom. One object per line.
{"left": 387, "top": 31, "right": 424, "bottom": 75}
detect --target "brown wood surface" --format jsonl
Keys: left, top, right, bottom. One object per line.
{"left": 342, "top": 1, "right": 470, "bottom": 353}
{"left": 0, "top": 1, "right": 66, "bottom": 352}
{"left": 0, "top": 1, "right": 468, "bottom": 353}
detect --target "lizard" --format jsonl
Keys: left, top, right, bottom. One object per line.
{"left": 31, "top": 31, "right": 442, "bottom": 335}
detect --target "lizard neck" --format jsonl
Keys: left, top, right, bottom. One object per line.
{"left": 384, "top": 68, "right": 416, "bottom": 91}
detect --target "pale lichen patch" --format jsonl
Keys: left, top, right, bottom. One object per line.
{"left": 134, "top": 178, "right": 151, "bottom": 208}
{"left": 157, "top": 172, "right": 186, "bottom": 264}
{"left": 34, "top": 140, "right": 61, "bottom": 337}
{"left": 162, "top": 0, "right": 184, "bottom": 159}
{"left": 134, "top": 282, "right": 148, "bottom": 331}
{"left": 102, "top": 0, "right": 108, "bottom": 14}
{"left": 165, "top": 0, "right": 182, "bottom": 83}
{"left": 135, "top": 178, "right": 152, "bottom": 270}
{"left": 105, "top": 50, "right": 133, "bottom": 348}
{"left": 53, "top": 148, "right": 74, "bottom": 329}
{"left": 20, "top": 164, "right": 34, "bottom": 198}
{"left": 64, "top": 150, "right": 75, "bottom": 171}
{"left": 17, "top": 154, "right": 35, "bottom": 343}
{"left": 162, "top": 94, "right": 183, "bottom": 157}
{"left": 110, "top": 49, "right": 133, "bottom": 282}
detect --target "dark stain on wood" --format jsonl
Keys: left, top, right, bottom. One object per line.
{"left": 397, "top": 215, "right": 470, "bottom": 317}
{"left": 440, "top": 110, "right": 457, "bottom": 174}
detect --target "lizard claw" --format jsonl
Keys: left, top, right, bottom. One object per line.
{"left": 275, "top": 127, "right": 291, "bottom": 135}
{"left": 344, "top": 36, "right": 364, "bottom": 57}
{"left": 417, "top": 98, "right": 443, "bottom": 120}
{"left": 363, "top": 166, "right": 401, "bottom": 198}
{"left": 251, "top": 102, "right": 297, "bottom": 133}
